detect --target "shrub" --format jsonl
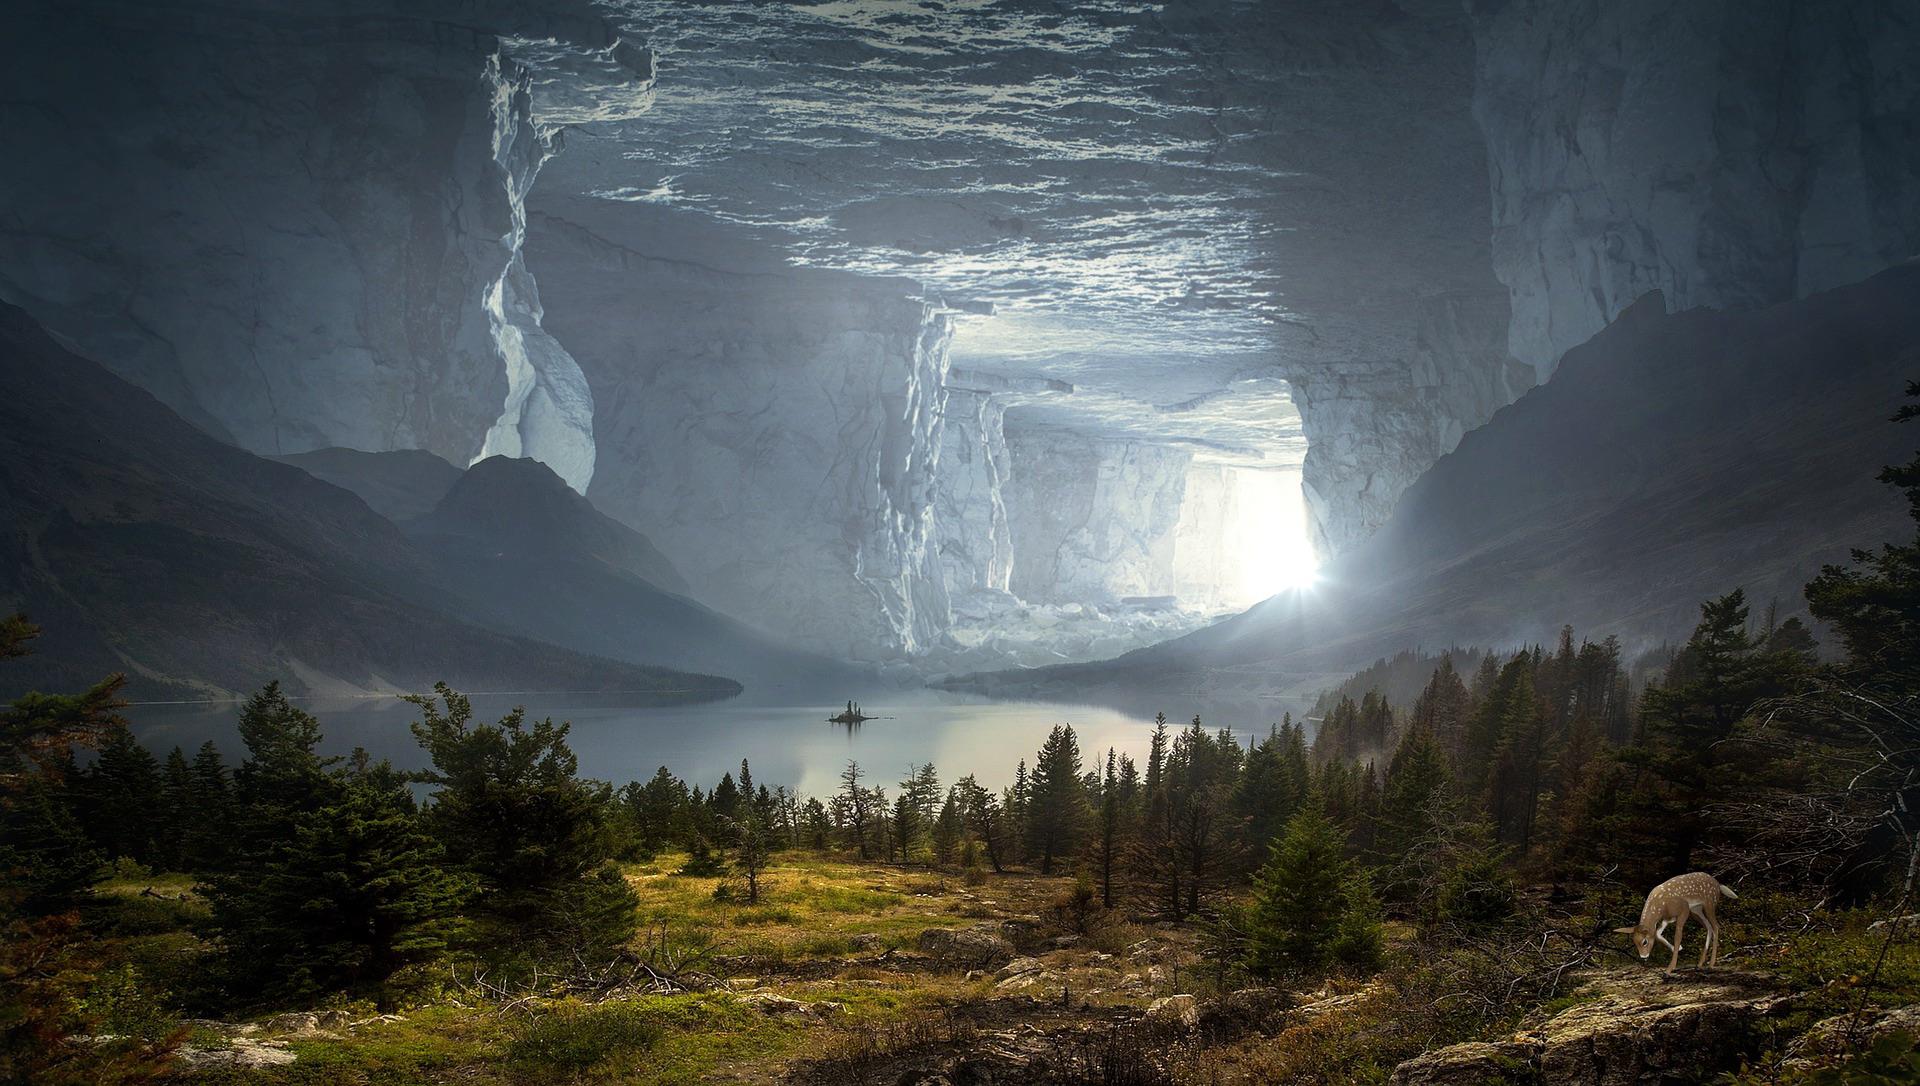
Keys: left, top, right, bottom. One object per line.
{"left": 507, "top": 1001, "right": 663, "bottom": 1073}
{"left": 1811, "top": 1031, "right": 1920, "bottom": 1086}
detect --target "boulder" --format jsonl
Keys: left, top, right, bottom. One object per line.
{"left": 1389, "top": 970, "right": 1795, "bottom": 1086}
{"left": 1391, "top": 1041, "right": 1537, "bottom": 1086}
{"left": 1531, "top": 971, "right": 1793, "bottom": 1085}
{"left": 918, "top": 925, "right": 1016, "bottom": 970}
{"left": 175, "top": 1040, "right": 297, "bottom": 1070}
{"left": 994, "top": 956, "right": 1046, "bottom": 980}
{"left": 738, "top": 991, "right": 844, "bottom": 1018}
{"left": 1146, "top": 994, "right": 1200, "bottom": 1031}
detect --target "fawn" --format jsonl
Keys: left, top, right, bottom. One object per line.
{"left": 1615, "top": 871, "right": 1737, "bottom": 971}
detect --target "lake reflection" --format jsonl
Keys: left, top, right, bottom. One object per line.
{"left": 127, "top": 687, "right": 1310, "bottom": 795}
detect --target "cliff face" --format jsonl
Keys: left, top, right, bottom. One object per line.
{"left": 1003, "top": 426, "right": 1192, "bottom": 607}
{"left": 524, "top": 201, "right": 957, "bottom": 662}
{"left": 0, "top": 0, "right": 650, "bottom": 487}
{"left": 1473, "top": 0, "right": 1920, "bottom": 376}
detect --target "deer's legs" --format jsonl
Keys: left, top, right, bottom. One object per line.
{"left": 1667, "top": 913, "right": 1688, "bottom": 972}
{"left": 1689, "top": 905, "right": 1718, "bottom": 967}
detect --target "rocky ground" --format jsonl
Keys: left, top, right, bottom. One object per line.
{"left": 150, "top": 858, "right": 1916, "bottom": 1084}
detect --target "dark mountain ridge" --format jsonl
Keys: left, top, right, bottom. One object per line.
{"left": 0, "top": 303, "right": 740, "bottom": 702}
{"left": 403, "top": 454, "right": 861, "bottom": 689}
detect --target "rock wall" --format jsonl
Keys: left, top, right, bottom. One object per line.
{"left": 1169, "top": 465, "right": 1241, "bottom": 611}
{"left": 1473, "top": 0, "right": 1920, "bottom": 376}
{"left": 1003, "top": 422, "right": 1192, "bottom": 605}
{"left": 0, "top": 0, "right": 648, "bottom": 487}
{"left": 934, "top": 387, "right": 1014, "bottom": 599}
{"left": 525, "top": 207, "right": 956, "bottom": 661}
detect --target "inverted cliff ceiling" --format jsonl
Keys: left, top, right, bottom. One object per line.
{"left": 519, "top": 0, "right": 1516, "bottom": 483}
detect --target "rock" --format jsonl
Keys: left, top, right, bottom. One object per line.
{"left": 262, "top": 1009, "right": 351, "bottom": 1037}
{"left": 1389, "top": 969, "right": 1795, "bottom": 1086}
{"left": 1531, "top": 972, "right": 1793, "bottom": 1085}
{"left": 918, "top": 925, "right": 1016, "bottom": 970}
{"left": 1391, "top": 1041, "right": 1538, "bottom": 1086}
{"left": 176, "top": 1039, "right": 297, "bottom": 1070}
{"left": 994, "top": 970, "right": 1062, "bottom": 992}
{"left": 995, "top": 957, "right": 1046, "bottom": 980}
{"left": 0, "top": 1, "right": 640, "bottom": 488}
{"left": 1146, "top": 994, "right": 1200, "bottom": 1031}
{"left": 850, "top": 933, "right": 884, "bottom": 951}
{"left": 1471, "top": 0, "right": 1920, "bottom": 379}
{"left": 738, "top": 992, "right": 843, "bottom": 1018}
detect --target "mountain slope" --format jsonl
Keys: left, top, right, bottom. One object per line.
{"left": 950, "top": 264, "right": 1920, "bottom": 705}
{"left": 417, "top": 455, "right": 690, "bottom": 596}
{"left": 272, "top": 447, "right": 466, "bottom": 523}
{"left": 0, "top": 303, "right": 740, "bottom": 702}
{"left": 404, "top": 456, "right": 855, "bottom": 690}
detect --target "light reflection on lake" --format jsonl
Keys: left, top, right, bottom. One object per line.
{"left": 127, "top": 687, "right": 1311, "bottom": 796}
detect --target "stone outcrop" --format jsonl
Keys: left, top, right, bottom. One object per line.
{"left": 1389, "top": 970, "right": 1796, "bottom": 1086}
{"left": 916, "top": 925, "right": 1017, "bottom": 971}
{"left": 1472, "top": 0, "right": 1920, "bottom": 377}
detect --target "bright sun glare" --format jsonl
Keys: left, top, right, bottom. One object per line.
{"left": 1230, "top": 467, "right": 1320, "bottom": 601}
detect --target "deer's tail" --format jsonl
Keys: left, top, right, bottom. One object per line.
{"left": 1719, "top": 882, "right": 1738, "bottom": 899}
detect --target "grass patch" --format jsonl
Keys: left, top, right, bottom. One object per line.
{"left": 506, "top": 1001, "right": 664, "bottom": 1074}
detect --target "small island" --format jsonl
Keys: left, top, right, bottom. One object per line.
{"left": 827, "top": 699, "right": 874, "bottom": 724}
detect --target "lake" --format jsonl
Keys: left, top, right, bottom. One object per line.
{"left": 126, "top": 687, "right": 1313, "bottom": 797}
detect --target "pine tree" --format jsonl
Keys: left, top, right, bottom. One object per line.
{"left": 1095, "top": 748, "right": 1122, "bottom": 907}
{"left": 212, "top": 765, "right": 468, "bottom": 1004}
{"left": 711, "top": 772, "right": 741, "bottom": 819}
{"left": 0, "top": 615, "right": 128, "bottom": 785}
{"left": 1246, "top": 806, "right": 1349, "bottom": 978}
{"left": 1375, "top": 720, "right": 1452, "bottom": 878}
{"left": 1805, "top": 383, "right": 1920, "bottom": 685}
{"left": 1330, "top": 871, "right": 1386, "bottom": 973}
{"left": 955, "top": 774, "right": 1006, "bottom": 872}
{"left": 1412, "top": 656, "right": 1474, "bottom": 763}
{"left": 228, "top": 682, "right": 336, "bottom": 858}
{"left": 719, "top": 799, "right": 774, "bottom": 904}
{"left": 802, "top": 797, "right": 832, "bottom": 850}
{"left": 838, "top": 761, "right": 872, "bottom": 859}
{"left": 890, "top": 789, "right": 920, "bottom": 862}
{"left": 1485, "top": 664, "right": 1547, "bottom": 851}
{"left": 932, "top": 790, "right": 963, "bottom": 866}
{"left": 1235, "top": 723, "right": 1303, "bottom": 858}
{"left": 1026, "top": 725, "right": 1089, "bottom": 874}
{"left": 158, "top": 746, "right": 193, "bottom": 871}
{"left": 1625, "top": 590, "right": 1811, "bottom": 872}
{"left": 0, "top": 766, "right": 98, "bottom": 912}
{"left": 1007, "top": 759, "right": 1031, "bottom": 862}
{"left": 79, "top": 724, "right": 162, "bottom": 864}
{"left": 407, "top": 683, "right": 636, "bottom": 958}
